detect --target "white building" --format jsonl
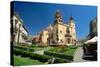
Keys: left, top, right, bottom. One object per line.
{"left": 11, "top": 13, "right": 28, "bottom": 44}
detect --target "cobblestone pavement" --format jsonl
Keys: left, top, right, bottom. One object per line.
{"left": 73, "top": 47, "right": 88, "bottom": 62}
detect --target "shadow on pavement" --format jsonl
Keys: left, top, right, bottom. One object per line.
{"left": 83, "top": 53, "right": 97, "bottom": 61}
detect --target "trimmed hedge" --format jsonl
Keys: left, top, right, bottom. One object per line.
{"left": 14, "top": 48, "right": 69, "bottom": 63}
{"left": 14, "top": 45, "right": 45, "bottom": 52}
{"left": 14, "top": 45, "right": 28, "bottom": 50}
{"left": 54, "top": 58, "right": 70, "bottom": 63}
{"left": 44, "top": 51, "right": 73, "bottom": 60}
{"left": 28, "top": 48, "right": 35, "bottom": 52}
{"left": 14, "top": 48, "right": 51, "bottom": 62}
{"left": 14, "top": 45, "right": 35, "bottom": 52}
{"left": 30, "top": 53, "right": 52, "bottom": 62}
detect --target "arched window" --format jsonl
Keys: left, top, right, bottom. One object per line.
{"left": 60, "top": 30, "right": 62, "bottom": 33}
{"left": 67, "top": 27, "right": 70, "bottom": 34}
{"left": 57, "top": 38, "right": 59, "bottom": 41}
{"left": 68, "top": 38, "right": 70, "bottom": 44}
{"left": 15, "top": 19, "right": 18, "bottom": 24}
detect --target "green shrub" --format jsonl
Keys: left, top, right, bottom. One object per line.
{"left": 17, "top": 43, "right": 30, "bottom": 46}
{"left": 44, "top": 51, "right": 73, "bottom": 60}
{"left": 14, "top": 48, "right": 52, "bottom": 62}
{"left": 14, "top": 48, "right": 24, "bottom": 56}
{"left": 14, "top": 45, "right": 28, "bottom": 50}
{"left": 14, "top": 48, "right": 71, "bottom": 64}
{"left": 54, "top": 58, "right": 69, "bottom": 63}
{"left": 28, "top": 48, "right": 34, "bottom": 52}
{"left": 29, "top": 52, "right": 52, "bottom": 62}
{"left": 14, "top": 45, "right": 35, "bottom": 52}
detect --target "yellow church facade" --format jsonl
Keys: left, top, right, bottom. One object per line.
{"left": 38, "top": 10, "right": 77, "bottom": 46}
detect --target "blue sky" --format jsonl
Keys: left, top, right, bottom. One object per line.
{"left": 13, "top": 1, "right": 97, "bottom": 39}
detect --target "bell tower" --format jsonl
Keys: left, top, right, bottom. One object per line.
{"left": 68, "top": 16, "right": 77, "bottom": 45}
{"left": 52, "top": 10, "right": 67, "bottom": 46}
{"left": 54, "top": 10, "right": 63, "bottom": 24}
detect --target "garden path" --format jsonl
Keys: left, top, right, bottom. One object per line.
{"left": 33, "top": 47, "right": 51, "bottom": 55}
{"left": 73, "top": 47, "right": 88, "bottom": 62}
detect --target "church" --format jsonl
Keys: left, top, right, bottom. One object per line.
{"left": 38, "top": 10, "right": 77, "bottom": 46}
